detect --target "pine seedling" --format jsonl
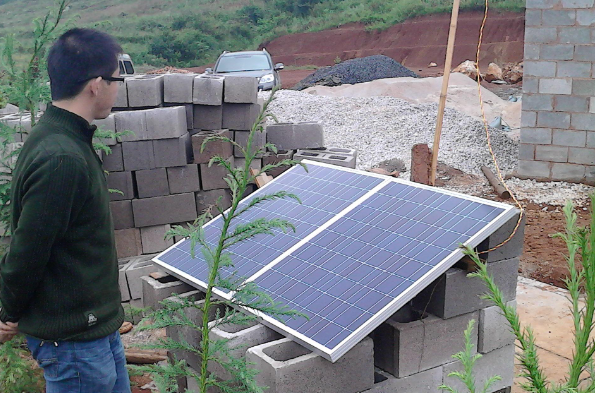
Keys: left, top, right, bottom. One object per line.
{"left": 464, "top": 193, "right": 595, "bottom": 393}
{"left": 138, "top": 89, "right": 307, "bottom": 393}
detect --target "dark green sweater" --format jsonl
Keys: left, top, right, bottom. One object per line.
{"left": 0, "top": 105, "right": 124, "bottom": 341}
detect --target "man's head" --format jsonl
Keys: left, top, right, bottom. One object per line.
{"left": 48, "top": 28, "right": 123, "bottom": 119}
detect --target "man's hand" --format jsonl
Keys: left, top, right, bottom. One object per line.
{"left": 0, "top": 321, "right": 18, "bottom": 343}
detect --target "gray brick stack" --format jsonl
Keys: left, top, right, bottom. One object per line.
{"left": 520, "top": 0, "right": 595, "bottom": 184}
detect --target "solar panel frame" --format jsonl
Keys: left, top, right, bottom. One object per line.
{"left": 153, "top": 160, "right": 518, "bottom": 362}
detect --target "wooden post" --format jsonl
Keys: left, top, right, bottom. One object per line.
{"left": 430, "top": 0, "right": 462, "bottom": 186}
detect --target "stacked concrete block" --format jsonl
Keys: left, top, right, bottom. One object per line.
{"left": 192, "top": 130, "right": 233, "bottom": 164}
{"left": 234, "top": 130, "right": 266, "bottom": 158}
{"left": 92, "top": 114, "right": 117, "bottom": 146}
{"left": 520, "top": 2, "right": 595, "bottom": 184}
{"left": 146, "top": 106, "right": 187, "bottom": 139}
{"left": 140, "top": 274, "right": 194, "bottom": 310}
{"left": 153, "top": 133, "right": 192, "bottom": 168}
{"left": 164, "top": 73, "right": 196, "bottom": 104}
{"left": 115, "top": 109, "right": 148, "bottom": 141}
{"left": 114, "top": 228, "right": 143, "bottom": 259}
{"left": 132, "top": 192, "right": 197, "bottom": 227}
{"left": 266, "top": 122, "right": 324, "bottom": 150}
{"left": 262, "top": 150, "right": 295, "bottom": 177}
{"left": 110, "top": 200, "right": 135, "bottom": 230}
{"left": 477, "top": 212, "right": 526, "bottom": 262}
{"left": 135, "top": 168, "right": 169, "bottom": 199}
{"left": 194, "top": 75, "right": 224, "bottom": 105}
{"left": 193, "top": 105, "right": 223, "bottom": 130}
{"left": 122, "top": 141, "right": 155, "bottom": 171}
{"left": 478, "top": 300, "right": 516, "bottom": 353}
{"left": 196, "top": 189, "right": 233, "bottom": 215}
{"left": 114, "top": 80, "right": 129, "bottom": 108}
{"left": 126, "top": 75, "right": 164, "bottom": 108}
{"left": 364, "top": 367, "right": 443, "bottom": 393}
{"left": 207, "top": 319, "right": 283, "bottom": 380}
{"left": 124, "top": 255, "right": 161, "bottom": 300}
{"left": 222, "top": 103, "right": 260, "bottom": 131}
{"left": 106, "top": 171, "right": 135, "bottom": 201}
{"left": 118, "top": 260, "right": 133, "bottom": 302}
{"left": 140, "top": 224, "right": 174, "bottom": 254}
{"left": 200, "top": 156, "right": 235, "bottom": 190}
{"left": 167, "top": 165, "right": 201, "bottom": 194}
{"left": 102, "top": 143, "right": 124, "bottom": 172}
{"left": 0, "top": 113, "right": 33, "bottom": 142}
{"left": 224, "top": 76, "right": 258, "bottom": 104}
{"left": 246, "top": 337, "right": 374, "bottom": 393}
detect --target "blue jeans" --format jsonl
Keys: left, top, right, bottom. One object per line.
{"left": 26, "top": 331, "right": 131, "bottom": 393}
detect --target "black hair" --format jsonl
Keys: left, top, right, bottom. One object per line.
{"left": 47, "top": 28, "right": 122, "bottom": 101}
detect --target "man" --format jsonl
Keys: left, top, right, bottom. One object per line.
{"left": 0, "top": 28, "right": 130, "bottom": 393}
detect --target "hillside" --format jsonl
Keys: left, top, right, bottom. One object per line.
{"left": 0, "top": 0, "right": 525, "bottom": 69}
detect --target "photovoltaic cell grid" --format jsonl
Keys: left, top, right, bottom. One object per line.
{"left": 253, "top": 181, "right": 506, "bottom": 350}
{"left": 156, "top": 164, "right": 383, "bottom": 286}
{"left": 155, "top": 161, "right": 516, "bottom": 362}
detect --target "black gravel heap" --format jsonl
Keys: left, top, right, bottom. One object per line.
{"left": 292, "top": 55, "right": 418, "bottom": 90}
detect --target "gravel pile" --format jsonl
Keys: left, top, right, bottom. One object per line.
{"left": 264, "top": 90, "right": 518, "bottom": 178}
{"left": 292, "top": 55, "right": 418, "bottom": 91}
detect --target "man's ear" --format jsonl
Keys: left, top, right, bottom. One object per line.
{"left": 87, "top": 77, "right": 102, "bottom": 97}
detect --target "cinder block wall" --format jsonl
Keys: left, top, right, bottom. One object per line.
{"left": 519, "top": 0, "right": 595, "bottom": 184}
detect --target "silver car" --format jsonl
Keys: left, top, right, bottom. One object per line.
{"left": 206, "top": 49, "right": 284, "bottom": 91}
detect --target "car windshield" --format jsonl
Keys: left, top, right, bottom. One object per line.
{"left": 215, "top": 54, "right": 271, "bottom": 73}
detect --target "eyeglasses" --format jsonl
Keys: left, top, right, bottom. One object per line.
{"left": 77, "top": 75, "right": 125, "bottom": 84}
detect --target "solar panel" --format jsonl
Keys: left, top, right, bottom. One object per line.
{"left": 154, "top": 160, "right": 517, "bottom": 361}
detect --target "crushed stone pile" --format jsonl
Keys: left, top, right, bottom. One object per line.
{"left": 263, "top": 90, "right": 518, "bottom": 179}
{"left": 292, "top": 55, "right": 418, "bottom": 91}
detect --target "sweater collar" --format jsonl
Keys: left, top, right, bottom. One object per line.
{"left": 41, "top": 104, "right": 97, "bottom": 144}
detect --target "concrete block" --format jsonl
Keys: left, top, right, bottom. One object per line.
{"left": 115, "top": 228, "right": 142, "bottom": 259}
{"left": 193, "top": 75, "right": 224, "bottom": 106}
{"left": 234, "top": 157, "right": 262, "bottom": 173}
{"left": 553, "top": 130, "right": 586, "bottom": 147}
{"left": 591, "top": 98, "right": 595, "bottom": 114}
{"left": 522, "top": 77, "right": 538, "bottom": 94}
{"left": 153, "top": 133, "right": 192, "bottom": 168}
{"left": 374, "top": 310, "right": 477, "bottom": 377}
{"left": 542, "top": 10, "right": 576, "bottom": 26}
{"left": 196, "top": 189, "right": 233, "bottom": 215}
{"left": 266, "top": 122, "right": 325, "bottom": 150}
{"left": 92, "top": 114, "right": 117, "bottom": 146}
{"left": 364, "top": 367, "right": 443, "bottom": 393}
{"left": 518, "top": 144, "right": 535, "bottom": 160}
{"left": 192, "top": 130, "right": 233, "bottom": 164}
{"left": 411, "top": 257, "right": 519, "bottom": 319}
{"left": 132, "top": 193, "right": 198, "bottom": 227}
{"left": 247, "top": 337, "right": 374, "bottom": 393}
{"left": 537, "top": 112, "right": 570, "bottom": 129}
{"left": 559, "top": 27, "right": 592, "bottom": 44}
{"left": 569, "top": 147, "right": 595, "bottom": 165}
{"left": 479, "top": 212, "right": 526, "bottom": 263}
{"left": 535, "top": 145, "right": 569, "bottom": 162}
{"left": 478, "top": 300, "right": 516, "bottom": 353}
{"left": 167, "top": 165, "right": 201, "bottom": 194}
{"left": 554, "top": 96, "right": 588, "bottom": 112}
{"left": 540, "top": 45, "right": 574, "bottom": 61}
{"left": 106, "top": 171, "right": 135, "bottom": 201}
{"left": 443, "top": 345, "right": 515, "bottom": 393}
{"left": 572, "top": 79, "right": 595, "bottom": 96}
{"left": 122, "top": 141, "right": 155, "bottom": 171}
{"left": 523, "top": 95, "right": 553, "bottom": 111}
{"left": 166, "top": 292, "right": 224, "bottom": 371}
{"left": 577, "top": 9, "right": 595, "bottom": 25}
{"left": 575, "top": 45, "right": 595, "bottom": 61}
{"left": 518, "top": 160, "right": 551, "bottom": 178}
{"left": 140, "top": 224, "right": 174, "bottom": 254}
{"left": 145, "top": 106, "right": 187, "bottom": 139}
{"left": 125, "top": 255, "right": 161, "bottom": 299}
{"left": 552, "top": 163, "right": 586, "bottom": 182}
{"left": 526, "top": 0, "right": 558, "bottom": 8}
{"left": 520, "top": 127, "right": 552, "bottom": 144}
{"left": 222, "top": 103, "right": 260, "bottom": 131}
{"left": 586, "top": 165, "right": 595, "bottom": 184}
{"left": 523, "top": 61, "right": 556, "bottom": 77}
{"left": 207, "top": 320, "right": 283, "bottom": 380}
{"left": 562, "top": 0, "right": 594, "bottom": 7}
{"left": 193, "top": 104, "right": 223, "bottom": 131}
{"left": 571, "top": 113, "right": 595, "bottom": 131}
{"left": 294, "top": 150, "right": 357, "bottom": 169}
{"left": 136, "top": 168, "right": 169, "bottom": 198}
{"left": 102, "top": 143, "right": 124, "bottom": 172}
{"left": 164, "top": 73, "right": 195, "bottom": 104}
{"left": 520, "top": 111, "right": 537, "bottom": 128}
{"left": 262, "top": 150, "right": 294, "bottom": 177}
{"left": 110, "top": 200, "right": 135, "bottom": 230}
{"left": 114, "top": 81, "right": 128, "bottom": 108}
{"left": 123, "top": 298, "right": 145, "bottom": 324}
{"left": 524, "top": 44, "right": 540, "bottom": 60}
{"left": 118, "top": 261, "right": 132, "bottom": 302}
{"left": 525, "top": 28, "right": 557, "bottom": 43}
{"left": 539, "top": 79, "right": 572, "bottom": 95}
{"left": 524, "top": 10, "right": 542, "bottom": 26}
{"left": 587, "top": 131, "right": 595, "bottom": 147}
{"left": 224, "top": 76, "right": 258, "bottom": 104}
{"left": 234, "top": 130, "right": 266, "bottom": 158}
{"left": 127, "top": 75, "right": 164, "bottom": 108}
{"left": 141, "top": 275, "right": 194, "bottom": 310}
{"left": 200, "top": 156, "right": 235, "bottom": 190}
{"left": 557, "top": 62, "right": 591, "bottom": 78}
{"left": 114, "top": 110, "right": 148, "bottom": 142}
